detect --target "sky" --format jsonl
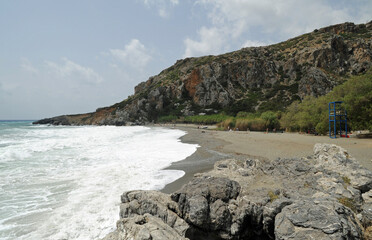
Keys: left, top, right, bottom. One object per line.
{"left": 1, "top": 0, "right": 371, "bottom": 120}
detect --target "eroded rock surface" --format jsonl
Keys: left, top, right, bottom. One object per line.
{"left": 103, "top": 144, "right": 372, "bottom": 240}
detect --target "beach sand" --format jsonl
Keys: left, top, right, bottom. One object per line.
{"left": 161, "top": 125, "right": 372, "bottom": 194}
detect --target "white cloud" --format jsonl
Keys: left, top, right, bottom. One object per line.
{"left": 109, "top": 39, "right": 151, "bottom": 69}
{"left": 45, "top": 58, "right": 103, "bottom": 84}
{"left": 184, "top": 0, "right": 372, "bottom": 57}
{"left": 141, "top": 0, "right": 179, "bottom": 18}
{"left": 21, "top": 57, "right": 39, "bottom": 74}
{"left": 183, "top": 27, "right": 227, "bottom": 57}
{"left": 241, "top": 40, "right": 269, "bottom": 48}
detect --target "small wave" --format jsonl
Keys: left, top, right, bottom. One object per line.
{"left": 0, "top": 124, "right": 197, "bottom": 240}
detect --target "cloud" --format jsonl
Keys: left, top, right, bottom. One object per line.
{"left": 140, "top": 0, "right": 179, "bottom": 18}
{"left": 0, "top": 81, "right": 19, "bottom": 95}
{"left": 109, "top": 39, "right": 151, "bottom": 69}
{"left": 242, "top": 40, "right": 269, "bottom": 48}
{"left": 21, "top": 57, "right": 39, "bottom": 74}
{"left": 184, "top": 0, "right": 372, "bottom": 57}
{"left": 183, "top": 27, "right": 227, "bottom": 57}
{"left": 45, "top": 58, "right": 103, "bottom": 84}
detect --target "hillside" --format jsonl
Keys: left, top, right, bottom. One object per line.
{"left": 34, "top": 21, "right": 372, "bottom": 126}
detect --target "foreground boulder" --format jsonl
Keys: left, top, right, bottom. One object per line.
{"left": 103, "top": 144, "right": 372, "bottom": 240}
{"left": 275, "top": 199, "right": 362, "bottom": 239}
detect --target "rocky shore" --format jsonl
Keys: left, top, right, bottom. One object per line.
{"left": 102, "top": 143, "right": 372, "bottom": 239}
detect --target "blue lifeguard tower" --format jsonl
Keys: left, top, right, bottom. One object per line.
{"left": 329, "top": 101, "right": 348, "bottom": 138}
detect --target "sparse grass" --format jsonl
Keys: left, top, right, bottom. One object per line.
{"left": 194, "top": 55, "right": 215, "bottom": 66}
{"left": 164, "top": 69, "right": 180, "bottom": 83}
{"left": 342, "top": 175, "right": 351, "bottom": 189}
{"left": 218, "top": 118, "right": 235, "bottom": 130}
{"left": 307, "top": 34, "right": 315, "bottom": 41}
{"left": 338, "top": 197, "right": 357, "bottom": 212}
{"left": 364, "top": 226, "right": 372, "bottom": 240}
{"left": 268, "top": 190, "right": 279, "bottom": 202}
{"left": 342, "top": 176, "right": 351, "bottom": 185}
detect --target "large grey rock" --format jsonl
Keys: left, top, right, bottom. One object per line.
{"left": 119, "top": 190, "right": 189, "bottom": 237}
{"left": 171, "top": 176, "right": 241, "bottom": 238}
{"left": 115, "top": 214, "right": 188, "bottom": 240}
{"left": 275, "top": 199, "right": 362, "bottom": 240}
{"left": 314, "top": 143, "right": 372, "bottom": 192}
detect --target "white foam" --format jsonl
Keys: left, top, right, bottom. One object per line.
{"left": 0, "top": 125, "right": 197, "bottom": 240}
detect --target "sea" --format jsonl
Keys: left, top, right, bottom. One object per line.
{"left": 0, "top": 120, "right": 198, "bottom": 240}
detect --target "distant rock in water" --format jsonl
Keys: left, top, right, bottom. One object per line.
{"left": 102, "top": 143, "right": 372, "bottom": 240}
{"left": 34, "top": 21, "right": 372, "bottom": 125}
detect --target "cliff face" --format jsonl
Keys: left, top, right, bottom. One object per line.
{"left": 34, "top": 21, "right": 372, "bottom": 125}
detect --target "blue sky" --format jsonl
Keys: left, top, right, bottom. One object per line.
{"left": 1, "top": 0, "right": 371, "bottom": 119}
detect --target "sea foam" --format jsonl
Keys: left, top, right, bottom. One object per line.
{"left": 0, "top": 124, "right": 197, "bottom": 240}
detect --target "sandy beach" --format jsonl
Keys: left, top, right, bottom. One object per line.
{"left": 161, "top": 125, "right": 372, "bottom": 193}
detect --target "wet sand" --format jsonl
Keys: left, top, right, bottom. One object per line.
{"left": 161, "top": 125, "right": 372, "bottom": 194}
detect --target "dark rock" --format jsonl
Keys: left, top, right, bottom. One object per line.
{"left": 170, "top": 176, "right": 240, "bottom": 238}
{"left": 33, "top": 115, "right": 71, "bottom": 125}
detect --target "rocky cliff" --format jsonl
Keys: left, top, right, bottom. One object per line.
{"left": 102, "top": 144, "right": 372, "bottom": 240}
{"left": 34, "top": 21, "right": 372, "bottom": 126}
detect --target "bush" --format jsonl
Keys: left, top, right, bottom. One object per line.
{"left": 248, "top": 118, "right": 266, "bottom": 131}
{"left": 260, "top": 111, "right": 280, "bottom": 129}
{"left": 235, "top": 119, "right": 249, "bottom": 131}
{"left": 184, "top": 114, "right": 232, "bottom": 124}
{"left": 158, "top": 115, "right": 178, "bottom": 123}
{"left": 218, "top": 118, "right": 235, "bottom": 130}
{"left": 280, "top": 68, "right": 372, "bottom": 133}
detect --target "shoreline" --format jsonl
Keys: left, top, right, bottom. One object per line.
{"left": 160, "top": 126, "right": 233, "bottom": 193}
{"left": 161, "top": 125, "right": 372, "bottom": 194}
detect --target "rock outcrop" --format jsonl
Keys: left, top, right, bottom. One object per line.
{"left": 34, "top": 21, "right": 372, "bottom": 126}
{"left": 102, "top": 144, "right": 372, "bottom": 240}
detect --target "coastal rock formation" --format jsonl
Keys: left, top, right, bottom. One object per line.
{"left": 34, "top": 21, "right": 372, "bottom": 126}
{"left": 103, "top": 143, "right": 372, "bottom": 240}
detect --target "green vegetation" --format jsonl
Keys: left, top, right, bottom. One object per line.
{"left": 339, "top": 25, "right": 372, "bottom": 40}
{"left": 184, "top": 114, "right": 232, "bottom": 125}
{"left": 273, "top": 35, "right": 303, "bottom": 51}
{"left": 194, "top": 55, "right": 215, "bottom": 67}
{"left": 158, "top": 115, "right": 178, "bottom": 123}
{"left": 164, "top": 69, "right": 180, "bottom": 83}
{"left": 338, "top": 197, "right": 357, "bottom": 212}
{"left": 223, "top": 98, "right": 258, "bottom": 115}
{"left": 217, "top": 111, "right": 280, "bottom": 131}
{"left": 342, "top": 176, "right": 351, "bottom": 189}
{"left": 268, "top": 190, "right": 279, "bottom": 202}
{"left": 342, "top": 176, "right": 351, "bottom": 185}
{"left": 281, "top": 69, "right": 372, "bottom": 133}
